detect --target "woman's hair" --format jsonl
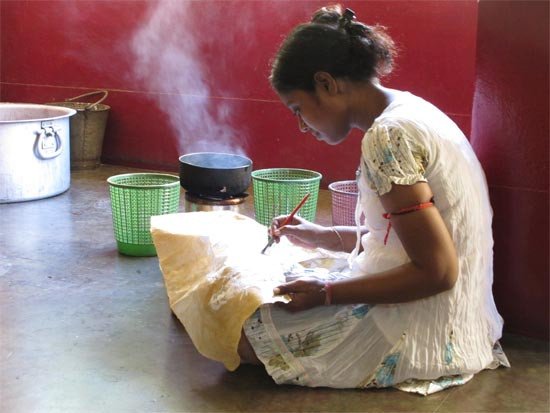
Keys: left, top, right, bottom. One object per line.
{"left": 270, "top": 5, "right": 397, "bottom": 93}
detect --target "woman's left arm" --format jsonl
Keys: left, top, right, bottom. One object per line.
{"left": 347, "top": 181, "right": 459, "bottom": 302}
{"left": 275, "top": 182, "right": 458, "bottom": 311}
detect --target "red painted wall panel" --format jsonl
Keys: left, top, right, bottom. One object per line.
{"left": 0, "top": 0, "right": 478, "bottom": 186}
{"left": 471, "top": 0, "right": 549, "bottom": 339}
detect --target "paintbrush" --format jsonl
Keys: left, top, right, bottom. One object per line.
{"left": 261, "top": 193, "right": 311, "bottom": 254}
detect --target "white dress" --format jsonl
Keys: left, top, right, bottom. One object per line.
{"left": 244, "top": 91, "right": 509, "bottom": 395}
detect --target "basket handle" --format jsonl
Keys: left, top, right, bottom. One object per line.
{"left": 65, "top": 90, "right": 108, "bottom": 110}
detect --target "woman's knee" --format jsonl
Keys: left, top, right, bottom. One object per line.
{"left": 238, "top": 330, "right": 261, "bottom": 365}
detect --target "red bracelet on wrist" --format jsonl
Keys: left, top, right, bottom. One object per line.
{"left": 323, "top": 282, "right": 333, "bottom": 305}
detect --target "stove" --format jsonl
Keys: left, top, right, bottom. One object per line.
{"left": 184, "top": 192, "right": 248, "bottom": 213}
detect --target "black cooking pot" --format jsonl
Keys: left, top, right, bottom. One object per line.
{"left": 179, "top": 152, "right": 253, "bottom": 198}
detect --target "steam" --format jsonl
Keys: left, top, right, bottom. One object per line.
{"left": 130, "top": 1, "right": 246, "bottom": 156}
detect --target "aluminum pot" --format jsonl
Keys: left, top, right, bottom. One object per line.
{"left": 0, "top": 103, "right": 76, "bottom": 203}
{"left": 179, "top": 152, "right": 252, "bottom": 198}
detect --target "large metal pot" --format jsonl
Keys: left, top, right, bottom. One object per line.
{"left": 179, "top": 152, "right": 252, "bottom": 198}
{"left": 0, "top": 103, "right": 76, "bottom": 203}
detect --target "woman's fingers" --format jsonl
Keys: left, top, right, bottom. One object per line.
{"left": 274, "top": 279, "right": 311, "bottom": 295}
{"left": 273, "top": 281, "right": 296, "bottom": 296}
{"left": 273, "top": 278, "right": 326, "bottom": 312}
{"left": 269, "top": 215, "right": 290, "bottom": 242}
{"left": 269, "top": 215, "right": 320, "bottom": 249}
{"left": 271, "top": 214, "right": 308, "bottom": 232}
{"left": 269, "top": 215, "right": 305, "bottom": 244}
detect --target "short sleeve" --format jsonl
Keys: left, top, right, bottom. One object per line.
{"left": 361, "top": 125, "right": 428, "bottom": 196}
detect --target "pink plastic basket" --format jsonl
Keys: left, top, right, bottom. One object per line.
{"left": 328, "top": 180, "right": 363, "bottom": 226}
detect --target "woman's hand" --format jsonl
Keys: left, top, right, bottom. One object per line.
{"left": 273, "top": 278, "right": 326, "bottom": 312}
{"left": 269, "top": 215, "right": 327, "bottom": 249}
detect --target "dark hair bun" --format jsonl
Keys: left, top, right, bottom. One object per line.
{"left": 314, "top": 5, "right": 395, "bottom": 76}
{"left": 311, "top": 5, "right": 369, "bottom": 36}
{"left": 270, "top": 4, "right": 397, "bottom": 92}
{"left": 311, "top": 5, "right": 342, "bottom": 25}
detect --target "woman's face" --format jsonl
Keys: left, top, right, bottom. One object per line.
{"left": 278, "top": 86, "right": 350, "bottom": 145}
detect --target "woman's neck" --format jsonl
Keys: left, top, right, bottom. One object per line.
{"left": 348, "top": 81, "right": 399, "bottom": 132}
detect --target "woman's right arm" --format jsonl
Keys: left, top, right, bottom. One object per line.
{"left": 270, "top": 215, "right": 366, "bottom": 252}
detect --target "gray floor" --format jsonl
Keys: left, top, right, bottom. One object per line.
{"left": 1, "top": 165, "right": 548, "bottom": 413}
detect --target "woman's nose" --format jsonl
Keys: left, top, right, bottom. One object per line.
{"left": 297, "top": 114, "right": 309, "bottom": 132}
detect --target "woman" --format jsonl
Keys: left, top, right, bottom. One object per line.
{"left": 238, "top": 5, "right": 508, "bottom": 394}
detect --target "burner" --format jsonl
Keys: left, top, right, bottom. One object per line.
{"left": 184, "top": 192, "right": 248, "bottom": 213}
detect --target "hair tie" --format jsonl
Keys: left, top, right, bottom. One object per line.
{"left": 340, "top": 8, "right": 356, "bottom": 29}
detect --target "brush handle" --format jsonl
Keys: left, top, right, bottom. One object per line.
{"left": 281, "top": 193, "right": 311, "bottom": 227}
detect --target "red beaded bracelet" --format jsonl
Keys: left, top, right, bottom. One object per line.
{"left": 323, "top": 282, "right": 333, "bottom": 305}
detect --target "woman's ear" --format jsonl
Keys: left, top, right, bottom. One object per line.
{"left": 313, "top": 72, "right": 339, "bottom": 95}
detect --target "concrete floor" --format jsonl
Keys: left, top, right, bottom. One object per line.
{"left": 1, "top": 164, "right": 548, "bottom": 413}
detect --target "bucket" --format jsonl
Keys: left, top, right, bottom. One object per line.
{"left": 251, "top": 168, "right": 322, "bottom": 226}
{"left": 0, "top": 103, "right": 76, "bottom": 203}
{"left": 107, "top": 173, "right": 181, "bottom": 256}
{"left": 47, "top": 90, "right": 110, "bottom": 170}
{"left": 328, "top": 180, "right": 364, "bottom": 226}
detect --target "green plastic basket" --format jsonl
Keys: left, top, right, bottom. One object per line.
{"left": 107, "top": 173, "right": 180, "bottom": 256}
{"left": 251, "top": 168, "right": 322, "bottom": 226}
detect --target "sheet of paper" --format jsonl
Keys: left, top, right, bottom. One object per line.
{"left": 151, "top": 211, "right": 330, "bottom": 370}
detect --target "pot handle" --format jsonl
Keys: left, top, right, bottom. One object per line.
{"left": 35, "top": 123, "right": 63, "bottom": 160}
{"left": 65, "top": 90, "right": 109, "bottom": 110}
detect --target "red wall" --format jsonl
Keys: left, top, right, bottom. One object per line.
{"left": 471, "top": 1, "right": 549, "bottom": 340}
{"left": 0, "top": 0, "right": 477, "bottom": 186}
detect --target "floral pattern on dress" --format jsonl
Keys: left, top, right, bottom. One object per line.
{"left": 374, "top": 352, "right": 401, "bottom": 387}
{"left": 361, "top": 125, "right": 429, "bottom": 196}
{"left": 444, "top": 341, "right": 454, "bottom": 365}
{"left": 268, "top": 354, "right": 291, "bottom": 371}
{"left": 444, "top": 330, "right": 455, "bottom": 365}
{"left": 284, "top": 331, "right": 322, "bottom": 358}
{"left": 351, "top": 304, "right": 371, "bottom": 319}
